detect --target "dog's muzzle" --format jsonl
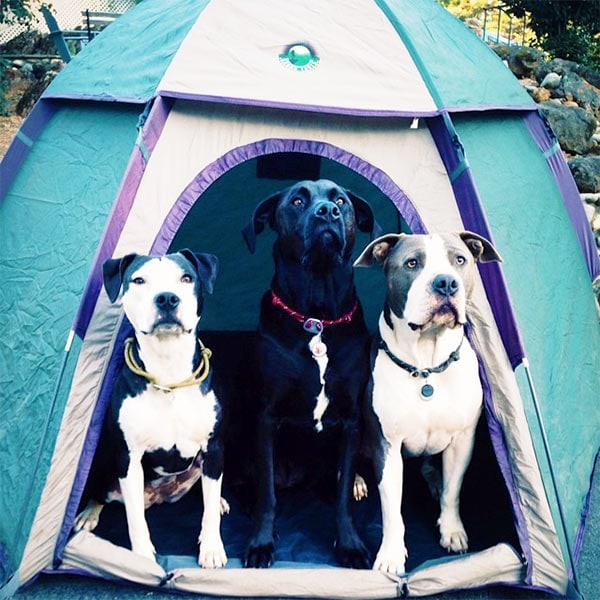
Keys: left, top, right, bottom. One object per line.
{"left": 147, "top": 291, "right": 187, "bottom": 334}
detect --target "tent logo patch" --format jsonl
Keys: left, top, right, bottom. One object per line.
{"left": 279, "top": 43, "right": 320, "bottom": 71}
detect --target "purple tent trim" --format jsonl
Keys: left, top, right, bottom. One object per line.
{"left": 427, "top": 114, "right": 526, "bottom": 369}
{"left": 151, "top": 137, "right": 427, "bottom": 256}
{"left": 0, "top": 99, "right": 57, "bottom": 202}
{"left": 471, "top": 325, "right": 533, "bottom": 582}
{"left": 72, "top": 97, "right": 173, "bottom": 338}
{"left": 524, "top": 111, "right": 600, "bottom": 281}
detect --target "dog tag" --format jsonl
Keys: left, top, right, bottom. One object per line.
{"left": 303, "top": 318, "right": 324, "bottom": 334}
{"left": 309, "top": 334, "right": 328, "bottom": 358}
{"left": 420, "top": 383, "right": 434, "bottom": 399}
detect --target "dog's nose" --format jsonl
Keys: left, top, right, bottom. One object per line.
{"left": 155, "top": 292, "right": 180, "bottom": 311}
{"left": 314, "top": 201, "right": 341, "bottom": 221}
{"left": 432, "top": 275, "right": 459, "bottom": 297}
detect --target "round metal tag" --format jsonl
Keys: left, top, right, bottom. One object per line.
{"left": 420, "top": 383, "right": 434, "bottom": 399}
{"left": 303, "top": 318, "right": 324, "bottom": 334}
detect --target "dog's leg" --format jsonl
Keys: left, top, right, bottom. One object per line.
{"left": 198, "top": 473, "right": 228, "bottom": 568}
{"left": 119, "top": 453, "right": 156, "bottom": 561}
{"left": 438, "top": 428, "right": 476, "bottom": 553}
{"left": 335, "top": 426, "right": 370, "bottom": 568}
{"left": 421, "top": 456, "right": 442, "bottom": 502}
{"left": 245, "top": 416, "right": 276, "bottom": 568}
{"left": 73, "top": 499, "right": 104, "bottom": 532}
{"left": 373, "top": 441, "right": 407, "bottom": 574}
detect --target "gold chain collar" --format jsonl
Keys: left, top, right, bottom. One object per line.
{"left": 124, "top": 337, "right": 212, "bottom": 393}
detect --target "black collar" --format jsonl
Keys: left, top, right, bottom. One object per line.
{"left": 378, "top": 335, "right": 463, "bottom": 379}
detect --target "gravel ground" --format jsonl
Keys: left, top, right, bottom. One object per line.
{"left": 0, "top": 114, "right": 23, "bottom": 159}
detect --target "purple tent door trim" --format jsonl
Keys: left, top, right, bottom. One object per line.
{"left": 150, "top": 137, "right": 427, "bottom": 256}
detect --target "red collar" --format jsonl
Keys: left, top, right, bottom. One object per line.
{"left": 270, "top": 290, "right": 358, "bottom": 333}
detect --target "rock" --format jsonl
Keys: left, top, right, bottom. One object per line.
{"left": 540, "top": 102, "right": 597, "bottom": 155}
{"left": 541, "top": 72, "right": 561, "bottom": 89}
{"left": 536, "top": 58, "right": 579, "bottom": 81}
{"left": 492, "top": 44, "right": 546, "bottom": 79}
{"left": 537, "top": 58, "right": 600, "bottom": 91}
{"left": 531, "top": 87, "right": 551, "bottom": 103}
{"left": 553, "top": 71, "right": 600, "bottom": 117}
{"left": 569, "top": 157, "right": 600, "bottom": 193}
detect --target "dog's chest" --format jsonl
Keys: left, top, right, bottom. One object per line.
{"left": 118, "top": 386, "right": 218, "bottom": 459}
{"left": 372, "top": 345, "right": 481, "bottom": 456}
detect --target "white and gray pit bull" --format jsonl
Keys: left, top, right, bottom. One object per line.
{"left": 354, "top": 231, "right": 502, "bottom": 574}
{"left": 74, "top": 249, "right": 228, "bottom": 569}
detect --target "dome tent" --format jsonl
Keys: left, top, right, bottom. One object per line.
{"left": 1, "top": 0, "right": 599, "bottom": 597}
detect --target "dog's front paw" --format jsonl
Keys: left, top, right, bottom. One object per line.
{"left": 335, "top": 535, "right": 371, "bottom": 569}
{"left": 198, "top": 537, "right": 227, "bottom": 569}
{"left": 131, "top": 540, "right": 157, "bottom": 561}
{"left": 244, "top": 540, "right": 274, "bottom": 568}
{"left": 353, "top": 474, "right": 368, "bottom": 501}
{"left": 372, "top": 543, "right": 407, "bottom": 575}
{"left": 438, "top": 516, "right": 469, "bottom": 553}
{"left": 73, "top": 499, "right": 104, "bottom": 532}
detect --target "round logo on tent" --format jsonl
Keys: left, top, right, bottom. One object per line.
{"left": 279, "top": 43, "right": 320, "bottom": 71}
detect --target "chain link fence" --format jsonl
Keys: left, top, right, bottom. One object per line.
{"left": 0, "top": 0, "right": 136, "bottom": 45}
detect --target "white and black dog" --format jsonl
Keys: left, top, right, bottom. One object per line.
{"left": 74, "top": 249, "right": 228, "bottom": 569}
{"left": 241, "top": 179, "right": 380, "bottom": 569}
{"left": 354, "top": 231, "right": 502, "bottom": 574}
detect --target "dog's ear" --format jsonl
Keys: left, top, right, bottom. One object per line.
{"left": 346, "top": 192, "right": 382, "bottom": 240}
{"left": 102, "top": 254, "right": 138, "bottom": 303}
{"left": 179, "top": 249, "right": 219, "bottom": 295}
{"left": 354, "top": 233, "right": 405, "bottom": 267}
{"left": 242, "top": 193, "right": 281, "bottom": 254}
{"left": 459, "top": 231, "right": 503, "bottom": 263}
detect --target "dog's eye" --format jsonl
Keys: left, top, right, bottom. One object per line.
{"left": 405, "top": 259, "right": 418, "bottom": 269}
{"left": 455, "top": 256, "right": 466, "bottom": 266}
{"left": 132, "top": 277, "right": 145, "bottom": 285}
{"left": 335, "top": 197, "right": 345, "bottom": 205}
{"left": 181, "top": 274, "right": 193, "bottom": 283}
{"left": 291, "top": 197, "right": 303, "bottom": 207}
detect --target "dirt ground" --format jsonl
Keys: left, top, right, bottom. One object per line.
{"left": 0, "top": 114, "right": 23, "bottom": 159}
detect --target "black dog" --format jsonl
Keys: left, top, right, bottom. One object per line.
{"left": 241, "top": 179, "right": 380, "bottom": 568}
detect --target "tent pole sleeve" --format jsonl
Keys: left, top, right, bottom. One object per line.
{"left": 8, "top": 330, "right": 75, "bottom": 579}
{"left": 521, "top": 358, "right": 581, "bottom": 593}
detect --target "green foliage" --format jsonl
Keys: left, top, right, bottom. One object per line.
{"left": 0, "top": 59, "right": 11, "bottom": 116}
{"left": 499, "top": 0, "right": 600, "bottom": 69}
{"left": 0, "top": 0, "right": 39, "bottom": 25}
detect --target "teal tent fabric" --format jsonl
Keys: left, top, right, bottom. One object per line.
{"left": 376, "top": 0, "right": 535, "bottom": 110}
{"left": 0, "top": 103, "right": 140, "bottom": 573}
{"left": 44, "top": 0, "right": 209, "bottom": 102}
{"left": 0, "top": 0, "right": 597, "bottom": 596}
{"left": 454, "top": 112, "right": 600, "bottom": 545}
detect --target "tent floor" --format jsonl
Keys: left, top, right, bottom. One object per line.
{"left": 88, "top": 416, "right": 519, "bottom": 571}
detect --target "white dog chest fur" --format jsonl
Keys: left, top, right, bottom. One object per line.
{"left": 372, "top": 326, "right": 482, "bottom": 457}
{"left": 118, "top": 386, "right": 219, "bottom": 462}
